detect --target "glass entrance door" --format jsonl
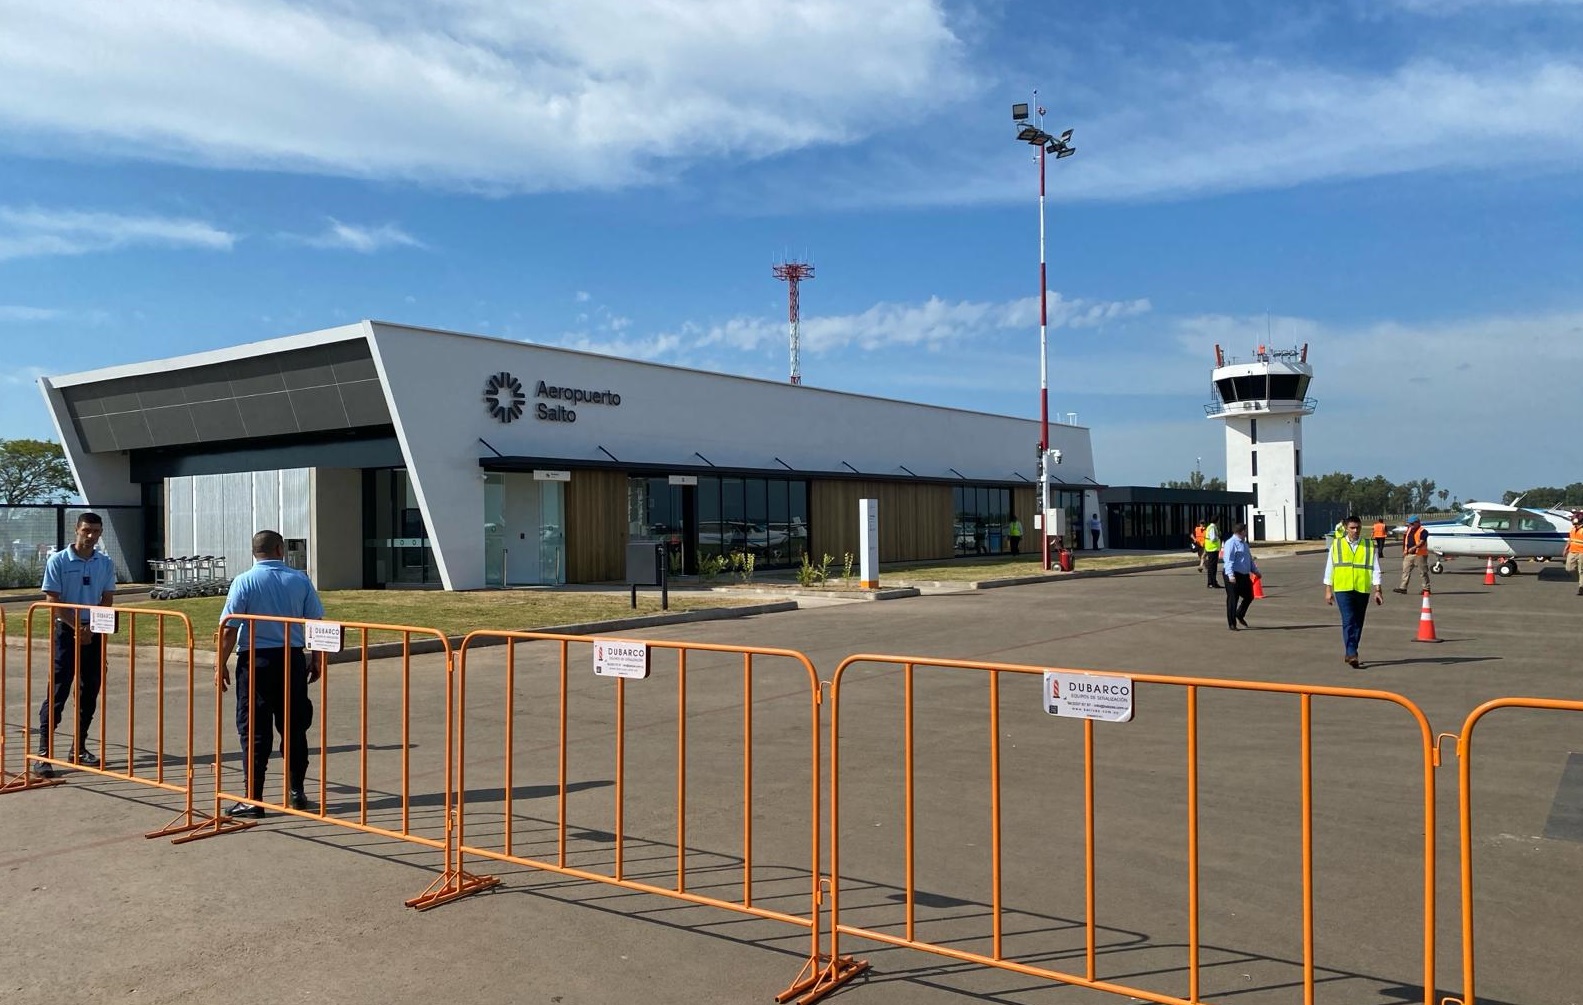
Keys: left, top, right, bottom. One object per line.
{"left": 489, "top": 473, "right": 565, "bottom": 586}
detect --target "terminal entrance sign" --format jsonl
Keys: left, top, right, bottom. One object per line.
{"left": 1043, "top": 670, "right": 1134, "bottom": 722}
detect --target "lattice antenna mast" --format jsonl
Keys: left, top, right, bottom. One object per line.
{"left": 773, "top": 260, "right": 815, "bottom": 385}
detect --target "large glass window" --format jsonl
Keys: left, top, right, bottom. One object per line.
{"left": 953, "top": 484, "right": 1014, "bottom": 556}
{"left": 364, "top": 469, "right": 439, "bottom": 587}
{"left": 635, "top": 474, "right": 807, "bottom": 572}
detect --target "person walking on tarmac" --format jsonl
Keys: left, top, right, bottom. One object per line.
{"left": 1222, "top": 523, "right": 1259, "bottom": 630}
{"left": 1372, "top": 517, "right": 1389, "bottom": 555}
{"left": 1192, "top": 521, "right": 1207, "bottom": 570}
{"left": 1566, "top": 511, "right": 1583, "bottom": 596}
{"left": 1393, "top": 515, "right": 1433, "bottom": 595}
{"left": 1008, "top": 515, "right": 1023, "bottom": 556}
{"left": 217, "top": 530, "right": 326, "bottom": 818}
{"left": 1202, "top": 520, "right": 1222, "bottom": 588}
{"left": 1324, "top": 514, "right": 1383, "bottom": 669}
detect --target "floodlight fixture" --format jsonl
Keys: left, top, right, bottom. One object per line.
{"left": 1056, "top": 146, "right": 1076, "bottom": 158}
{"left": 1058, "top": 128, "right": 1074, "bottom": 143}
{"left": 1016, "top": 125, "right": 1042, "bottom": 143}
{"left": 1012, "top": 102, "right": 1030, "bottom": 121}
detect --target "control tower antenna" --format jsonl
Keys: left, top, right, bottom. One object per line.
{"left": 773, "top": 259, "right": 815, "bottom": 385}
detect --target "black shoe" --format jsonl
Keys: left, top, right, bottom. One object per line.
{"left": 1577, "top": 587, "right": 1582, "bottom": 596}
{"left": 33, "top": 751, "right": 55, "bottom": 778}
{"left": 1237, "top": 617, "right": 1249, "bottom": 628}
{"left": 1391, "top": 588, "right": 1408, "bottom": 595}
{"left": 289, "top": 789, "right": 314, "bottom": 812}
{"left": 226, "top": 802, "right": 265, "bottom": 820}
{"left": 1227, "top": 624, "right": 1239, "bottom": 631}
{"left": 73, "top": 749, "right": 99, "bottom": 769}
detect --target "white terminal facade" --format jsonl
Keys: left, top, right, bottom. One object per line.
{"left": 1206, "top": 344, "right": 1315, "bottom": 542}
{"left": 39, "top": 322, "right": 1102, "bottom": 590}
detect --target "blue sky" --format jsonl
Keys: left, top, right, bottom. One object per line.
{"left": 2, "top": 0, "right": 1581, "bottom": 502}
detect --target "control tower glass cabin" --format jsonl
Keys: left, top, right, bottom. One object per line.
{"left": 1205, "top": 343, "right": 1316, "bottom": 542}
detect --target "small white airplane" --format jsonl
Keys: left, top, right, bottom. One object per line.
{"left": 1399, "top": 501, "right": 1573, "bottom": 577}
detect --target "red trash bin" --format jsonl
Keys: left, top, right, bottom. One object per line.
{"left": 1057, "top": 549, "right": 1074, "bottom": 572}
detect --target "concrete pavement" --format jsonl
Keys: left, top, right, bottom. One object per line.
{"left": 1, "top": 553, "right": 1578, "bottom": 1005}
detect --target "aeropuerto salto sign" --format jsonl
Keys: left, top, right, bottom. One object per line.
{"left": 1043, "top": 670, "right": 1134, "bottom": 722}
{"left": 534, "top": 379, "right": 621, "bottom": 423}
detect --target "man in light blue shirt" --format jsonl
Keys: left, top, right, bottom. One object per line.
{"left": 36, "top": 512, "right": 118, "bottom": 776}
{"left": 218, "top": 530, "right": 325, "bottom": 817}
{"left": 1221, "top": 522, "right": 1260, "bottom": 631}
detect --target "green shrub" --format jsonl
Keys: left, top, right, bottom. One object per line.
{"left": 698, "top": 553, "right": 731, "bottom": 581}
{"left": 731, "top": 551, "right": 756, "bottom": 583}
{"left": 0, "top": 556, "right": 45, "bottom": 590}
{"left": 841, "top": 552, "right": 855, "bottom": 584}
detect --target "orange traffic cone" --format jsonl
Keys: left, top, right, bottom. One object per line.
{"left": 1414, "top": 590, "right": 1442, "bottom": 643}
{"left": 1483, "top": 558, "right": 1496, "bottom": 586}
{"left": 1251, "top": 573, "right": 1266, "bottom": 599}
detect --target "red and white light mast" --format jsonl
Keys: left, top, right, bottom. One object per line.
{"left": 773, "top": 260, "right": 815, "bottom": 385}
{"left": 1011, "top": 94, "right": 1076, "bottom": 571}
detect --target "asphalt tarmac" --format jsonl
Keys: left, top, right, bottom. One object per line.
{"left": 1, "top": 553, "right": 1578, "bottom": 1005}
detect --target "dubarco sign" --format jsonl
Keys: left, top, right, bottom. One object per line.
{"left": 484, "top": 373, "right": 623, "bottom": 424}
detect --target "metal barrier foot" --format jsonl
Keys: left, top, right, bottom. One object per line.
{"left": 0, "top": 768, "right": 68, "bottom": 795}
{"left": 168, "top": 813, "right": 258, "bottom": 845}
{"left": 776, "top": 953, "right": 870, "bottom": 1005}
{"left": 144, "top": 807, "right": 220, "bottom": 840}
{"left": 405, "top": 868, "right": 502, "bottom": 911}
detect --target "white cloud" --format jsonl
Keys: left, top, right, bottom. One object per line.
{"left": 0, "top": 206, "right": 236, "bottom": 260}
{"left": 293, "top": 218, "right": 424, "bottom": 252}
{"left": 0, "top": 0, "right": 971, "bottom": 191}
{"left": 693, "top": 293, "right": 1152, "bottom": 354}
{"left": 773, "top": 52, "right": 1583, "bottom": 208}
{"left": 574, "top": 291, "right": 591, "bottom": 303}
{"left": 1393, "top": 0, "right": 1583, "bottom": 11}
{"left": 0, "top": 306, "right": 63, "bottom": 322}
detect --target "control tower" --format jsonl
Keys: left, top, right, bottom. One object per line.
{"left": 1205, "top": 343, "right": 1316, "bottom": 541}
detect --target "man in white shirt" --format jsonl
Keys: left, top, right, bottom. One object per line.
{"left": 1323, "top": 514, "right": 1384, "bottom": 668}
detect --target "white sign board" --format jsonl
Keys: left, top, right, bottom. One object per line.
{"left": 858, "top": 498, "right": 879, "bottom": 588}
{"left": 88, "top": 607, "right": 118, "bottom": 634}
{"left": 593, "top": 639, "right": 650, "bottom": 679}
{"left": 533, "top": 469, "right": 572, "bottom": 482}
{"left": 668, "top": 474, "right": 699, "bottom": 486}
{"left": 305, "top": 620, "right": 344, "bottom": 653}
{"left": 1043, "top": 671, "right": 1134, "bottom": 722}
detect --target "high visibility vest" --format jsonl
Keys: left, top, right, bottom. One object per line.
{"left": 1331, "top": 537, "right": 1375, "bottom": 593}
{"left": 1193, "top": 526, "right": 1205, "bottom": 545}
{"left": 1203, "top": 526, "right": 1221, "bottom": 553}
{"left": 1008, "top": 519, "right": 1023, "bottom": 536}
{"left": 1569, "top": 527, "right": 1583, "bottom": 555}
{"left": 1403, "top": 525, "right": 1429, "bottom": 556}
{"left": 1372, "top": 522, "right": 1387, "bottom": 540}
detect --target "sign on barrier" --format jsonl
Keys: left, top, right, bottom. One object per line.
{"left": 1043, "top": 670, "right": 1134, "bottom": 721}
{"left": 593, "top": 638, "right": 649, "bottom": 678}
{"left": 305, "top": 620, "right": 344, "bottom": 653}
{"left": 89, "top": 607, "right": 118, "bottom": 634}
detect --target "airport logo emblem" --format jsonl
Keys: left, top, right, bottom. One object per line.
{"left": 483, "top": 372, "right": 527, "bottom": 423}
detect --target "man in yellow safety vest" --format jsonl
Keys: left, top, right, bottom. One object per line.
{"left": 1323, "top": 514, "right": 1383, "bottom": 669}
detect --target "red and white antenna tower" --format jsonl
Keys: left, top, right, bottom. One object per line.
{"left": 773, "top": 259, "right": 815, "bottom": 385}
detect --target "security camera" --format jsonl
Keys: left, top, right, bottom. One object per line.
{"left": 478, "top": 472, "right": 490, "bottom": 482}
{"left": 1045, "top": 448, "right": 1063, "bottom": 466}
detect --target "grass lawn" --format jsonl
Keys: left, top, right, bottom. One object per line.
{"left": 874, "top": 551, "right": 1196, "bottom": 583}
{"left": 2, "top": 589, "right": 769, "bottom": 650}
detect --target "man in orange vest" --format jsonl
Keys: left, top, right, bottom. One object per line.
{"left": 1566, "top": 511, "right": 1583, "bottom": 596}
{"left": 1371, "top": 517, "right": 1388, "bottom": 555}
{"left": 1393, "top": 515, "right": 1432, "bottom": 595}
{"left": 1192, "top": 522, "right": 1206, "bottom": 570}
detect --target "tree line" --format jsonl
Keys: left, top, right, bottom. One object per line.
{"left": 0, "top": 438, "right": 74, "bottom": 504}
{"left": 1500, "top": 484, "right": 1583, "bottom": 509}
{"left": 1300, "top": 473, "right": 1450, "bottom": 516}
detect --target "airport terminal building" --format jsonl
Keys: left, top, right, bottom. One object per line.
{"left": 40, "top": 322, "right": 1102, "bottom": 590}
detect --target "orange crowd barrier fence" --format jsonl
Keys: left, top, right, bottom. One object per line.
{"left": 0, "top": 601, "right": 212, "bottom": 838}
{"left": 802, "top": 654, "right": 1439, "bottom": 1005}
{"left": 170, "top": 613, "right": 495, "bottom": 910}
{"left": 449, "top": 630, "right": 858, "bottom": 1003}
{"left": 1444, "top": 696, "right": 1583, "bottom": 1005}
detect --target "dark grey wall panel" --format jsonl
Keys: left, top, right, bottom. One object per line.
{"left": 129, "top": 430, "right": 403, "bottom": 480}
{"left": 60, "top": 337, "right": 386, "bottom": 452}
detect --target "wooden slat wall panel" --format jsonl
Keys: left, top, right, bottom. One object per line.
{"left": 566, "top": 470, "right": 628, "bottom": 582}
{"left": 809, "top": 480, "right": 954, "bottom": 563}
{"left": 1015, "top": 486, "right": 1036, "bottom": 527}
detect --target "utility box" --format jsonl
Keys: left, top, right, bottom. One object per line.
{"left": 1043, "top": 509, "right": 1068, "bottom": 539}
